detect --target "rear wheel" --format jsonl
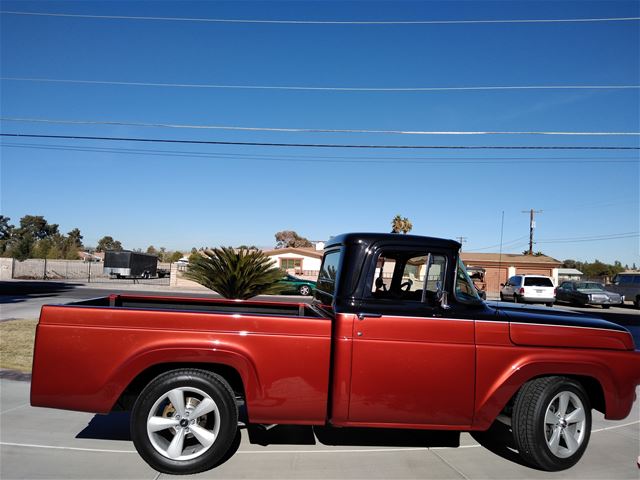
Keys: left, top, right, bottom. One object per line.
{"left": 499, "top": 293, "right": 505, "bottom": 301}
{"left": 512, "top": 376, "right": 591, "bottom": 471}
{"left": 602, "top": 305, "right": 610, "bottom": 309}
{"left": 546, "top": 303, "right": 554, "bottom": 308}
{"left": 131, "top": 369, "right": 238, "bottom": 475}
{"left": 514, "top": 294, "right": 520, "bottom": 304}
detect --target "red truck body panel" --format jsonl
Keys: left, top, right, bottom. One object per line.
{"left": 31, "top": 293, "right": 640, "bottom": 431}
{"left": 31, "top": 297, "right": 332, "bottom": 425}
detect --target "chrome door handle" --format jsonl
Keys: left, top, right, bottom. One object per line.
{"left": 357, "top": 313, "right": 382, "bottom": 321}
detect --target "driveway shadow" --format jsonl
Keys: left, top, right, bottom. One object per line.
{"left": 0, "top": 281, "right": 80, "bottom": 304}
{"left": 470, "top": 421, "right": 531, "bottom": 468}
{"left": 76, "top": 412, "right": 131, "bottom": 441}
{"left": 76, "top": 412, "right": 242, "bottom": 469}
{"left": 246, "top": 424, "right": 459, "bottom": 448}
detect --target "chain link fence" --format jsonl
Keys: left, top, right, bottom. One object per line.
{"left": 11, "top": 259, "right": 172, "bottom": 286}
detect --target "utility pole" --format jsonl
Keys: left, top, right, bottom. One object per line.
{"left": 456, "top": 236, "right": 467, "bottom": 250}
{"left": 522, "top": 209, "right": 543, "bottom": 255}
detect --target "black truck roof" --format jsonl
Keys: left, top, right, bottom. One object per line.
{"left": 325, "top": 232, "right": 461, "bottom": 251}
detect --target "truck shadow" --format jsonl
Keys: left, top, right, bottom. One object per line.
{"left": 247, "top": 424, "right": 460, "bottom": 448}
{"left": 76, "top": 412, "right": 241, "bottom": 468}
{"left": 77, "top": 413, "right": 460, "bottom": 449}
{"left": 470, "top": 422, "right": 530, "bottom": 468}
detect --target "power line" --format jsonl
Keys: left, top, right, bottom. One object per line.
{"left": 2, "top": 132, "right": 639, "bottom": 150}
{"left": 2, "top": 77, "right": 639, "bottom": 92}
{"left": 2, "top": 117, "right": 638, "bottom": 136}
{"left": 2, "top": 142, "right": 637, "bottom": 164}
{"left": 2, "top": 11, "right": 639, "bottom": 25}
{"left": 536, "top": 232, "right": 639, "bottom": 243}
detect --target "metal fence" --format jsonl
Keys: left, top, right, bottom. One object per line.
{"left": 11, "top": 259, "right": 171, "bottom": 286}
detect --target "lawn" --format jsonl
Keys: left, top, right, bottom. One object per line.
{"left": 0, "top": 319, "right": 37, "bottom": 372}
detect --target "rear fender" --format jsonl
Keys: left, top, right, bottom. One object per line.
{"left": 107, "top": 340, "right": 262, "bottom": 412}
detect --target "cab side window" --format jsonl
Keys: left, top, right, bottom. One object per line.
{"left": 368, "top": 250, "right": 447, "bottom": 306}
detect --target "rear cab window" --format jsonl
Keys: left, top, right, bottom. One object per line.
{"left": 524, "top": 277, "right": 554, "bottom": 287}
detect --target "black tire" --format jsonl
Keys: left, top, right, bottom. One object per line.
{"left": 499, "top": 293, "right": 505, "bottom": 301}
{"left": 546, "top": 303, "right": 554, "bottom": 308}
{"left": 602, "top": 305, "right": 610, "bottom": 309}
{"left": 299, "top": 284, "right": 311, "bottom": 296}
{"left": 635, "top": 296, "right": 640, "bottom": 309}
{"left": 512, "top": 376, "right": 591, "bottom": 471}
{"left": 131, "top": 369, "right": 238, "bottom": 475}
{"left": 514, "top": 294, "right": 520, "bottom": 304}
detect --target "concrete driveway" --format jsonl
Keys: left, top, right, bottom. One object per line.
{"left": 1, "top": 379, "right": 638, "bottom": 480}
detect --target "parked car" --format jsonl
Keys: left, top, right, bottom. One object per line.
{"left": 500, "top": 274, "right": 555, "bottom": 306}
{"left": 30, "top": 233, "right": 640, "bottom": 475}
{"left": 607, "top": 272, "right": 640, "bottom": 308}
{"left": 278, "top": 274, "right": 316, "bottom": 295}
{"left": 556, "top": 281, "right": 624, "bottom": 308}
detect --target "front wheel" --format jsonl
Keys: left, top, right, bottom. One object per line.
{"left": 512, "top": 376, "right": 591, "bottom": 471}
{"left": 131, "top": 369, "right": 238, "bottom": 475}
{"left": 299, "top": 285, "right": 311, "bottom": 296}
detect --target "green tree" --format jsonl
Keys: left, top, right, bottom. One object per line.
{"left": 391, "top": 214, "right": 413, "bottom": 234}
{"left": 168, "top": 251, "right": 183, "bottom": 263}
{"left": 6, "top": 215, "right": 60, "bottom": 260}
{"left": 146, "top": 245, "right": 157, "bottom": 255}
{"left": 185, "top": 247, "right": 284, "bottom": 299}
{"left": 274, "top": 231, "right": 313, "bottom": 248}
{"left": 67, "top": 228, "right": 83, "bottom": 249}
{"left": 0, "top": 216, "right": 14, "bottom": 255}
{"left": 96, "top": 236, "right": 123, "bottom": 252}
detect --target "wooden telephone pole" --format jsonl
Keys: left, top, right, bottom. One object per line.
{"left": 522, "top": 209, "right": 543, "bottom": 255}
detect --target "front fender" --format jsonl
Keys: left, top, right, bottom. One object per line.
{"left": 473, "top": 347, "right": 638, "bottom": 430}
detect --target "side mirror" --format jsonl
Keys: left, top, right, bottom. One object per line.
{"left": 500, "top": 283, "right": 505, "bottom": 287}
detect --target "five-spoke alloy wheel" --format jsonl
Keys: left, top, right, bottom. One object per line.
{"left": 131, "top": 369, "right": 238, "bottom": 475}
{"left": 512, "top": 376, "right": 591, "bottom": 471}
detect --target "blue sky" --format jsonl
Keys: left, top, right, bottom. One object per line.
{"left": 1, "top": 0, "right": 639, "bottom": 265}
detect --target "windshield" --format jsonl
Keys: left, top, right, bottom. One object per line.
{"left": 455, "top": 258, "right": 482, "bottom": 303}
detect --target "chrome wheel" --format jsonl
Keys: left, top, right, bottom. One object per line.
{"left": 147, "top": 387, "right": 221, "bottom": 461}
{"left": 543, "top": 391, "right": 586, "bottom": 459}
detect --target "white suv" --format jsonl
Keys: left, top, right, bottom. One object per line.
{"left": 500, "top": 275, "right": 555, "bottom": 307}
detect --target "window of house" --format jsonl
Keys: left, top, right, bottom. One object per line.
{"left": 280, "top": 258, "right": 302, "bottom": 271}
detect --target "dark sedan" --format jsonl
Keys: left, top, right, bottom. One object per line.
{"left": 278, "top": 274, "right": 317, "bottom": 296}
{"left": 556, "top": 281, "right": 624, "bottom": 308}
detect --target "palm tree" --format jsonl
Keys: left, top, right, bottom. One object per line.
{"left": 185, "top": 247, "right": 285, "bottom": 299}
{"left": 391, "top": 215, "right": 413, "bottom": 234}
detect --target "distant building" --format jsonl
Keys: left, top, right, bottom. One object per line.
{"left": 262, "top": 245, "right": 324, "bottom": 277}
{"left": 557, "top": 268, "right": 584, "bottom": 282}
{"left": 460, "top": 252, "right": 562, "bottom": 294}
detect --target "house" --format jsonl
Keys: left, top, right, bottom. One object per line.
{"left": 262, "top": 246, "right": 324, "bottom": 278}
{"left": 460, "top": 252, "right": 562, "bottom": 294}
{"left": 557, "top": 268, "right": 584, "bottom": 282}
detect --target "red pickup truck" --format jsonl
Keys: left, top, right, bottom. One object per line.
{"left": 31, "top": 233, "right": 640, "bottom": 475}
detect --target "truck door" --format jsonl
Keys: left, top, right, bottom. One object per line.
{"left": 348, "top": 248, "right": 475, "bottom": 427}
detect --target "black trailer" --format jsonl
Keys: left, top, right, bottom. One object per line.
{"left": 103, "top": 251, "right": 158, "bottom": 279}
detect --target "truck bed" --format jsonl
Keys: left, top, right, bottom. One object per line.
{"left": 74, "top": 294, "right": 326, "bottom": 318}
{"left": 31, "top": 294, "right": 332, "bottom": 424}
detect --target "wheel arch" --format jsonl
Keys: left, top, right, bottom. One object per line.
{"left": 473, "top": 361, "right": 614, "bottom": 430}
{"left": 113, "top": 362, "right": 247, "bottom": 414}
